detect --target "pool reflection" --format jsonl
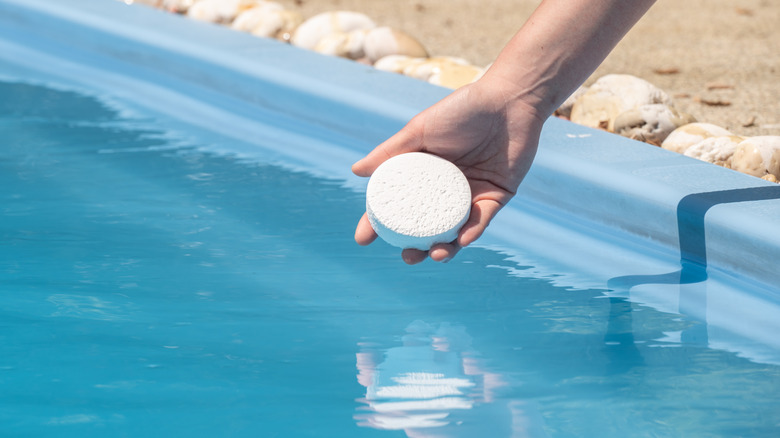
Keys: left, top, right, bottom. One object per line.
{"left": 354, "top": 321, "right": 549, "bottom": 437}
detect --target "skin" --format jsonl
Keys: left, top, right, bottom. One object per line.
{"left": 353, "top": 0, "right": 657, "bottom": 264}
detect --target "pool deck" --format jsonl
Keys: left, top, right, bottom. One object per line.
{"left": 1, "top": 0, "right": 779, "bottom": 294}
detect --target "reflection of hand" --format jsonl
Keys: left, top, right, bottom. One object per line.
{"left": 352, "top": 79, "right": 545, "bottom": 264}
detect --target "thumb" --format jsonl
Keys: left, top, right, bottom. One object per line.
{"left": 458, "top": 198, "right": 505, "bottom": 248}
{"left": 352, "top": 120, "right": 424, "bottom": 177}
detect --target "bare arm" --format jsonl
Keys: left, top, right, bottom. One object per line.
{"left": 353, "top": 0, "right": 657, "bottom": 264}
{"left": 485, "top": 0, "right": 657, "bottom": 117}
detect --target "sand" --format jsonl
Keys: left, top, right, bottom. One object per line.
{"left": 276, "top": 0, "right": 779, "bottom": 137}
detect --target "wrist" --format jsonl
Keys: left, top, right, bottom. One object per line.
{"left": 470, "top": 70, "right": 551, "bottom": 129}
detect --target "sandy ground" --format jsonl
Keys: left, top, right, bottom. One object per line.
{"left": 274, "top": 0, "right": 779, "bottom": 137}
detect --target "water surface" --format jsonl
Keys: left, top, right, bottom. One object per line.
{"left": 1, "top": 82, "right": 778, "bottom": 437}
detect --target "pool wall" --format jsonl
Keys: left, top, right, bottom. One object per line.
{"left": 2, "top": 0, "right": 779, "bottom": 292}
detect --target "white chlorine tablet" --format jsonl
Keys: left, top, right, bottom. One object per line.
{"left": 366, "top": 152, "right": 472, "bottom": 250}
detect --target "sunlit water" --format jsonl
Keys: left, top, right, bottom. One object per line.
{"left": 1, "top": 81, "right": 779, "bottom": 437}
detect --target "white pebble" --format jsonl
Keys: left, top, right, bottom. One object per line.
{"left": 366, "top": 153, "right": 471, "bottom": 250}
{"left": 291, "top": 11, "right": 375, "bottom": 50}
{"left": 661, "top": 122, "right": 736, "bottom": 154}
{"left": 373, "top": 54, "right": 426, "bottom": 74}
{"left": 161, "top": 0, "right": 198, "bottom": 14}
{"left": 683, "top": 135, "right": 743, "bottom": 167}
{"left": 363, "top": 27, "right": 428, "bottom": 64}
{"left": 570, "top": 74, "right": 672, "bottom": 131}
{"left": 313, "top": 29, "right": 369, "bottom": 59}
{"left": 555, "top": 85, "right": 588, "bottom": 119}
{"left": 731, "top": 136, "right": 780, "bottom": 180}
{"left": 231, "top": 3, "right": 302, "bottom": 41}
{"left": 427, "top": 62, "right": 484, "bottom": 89}
{"left": 613, "top": 103, "right": 695, "bottom": 145}
{"left": 187, "top": 0, "right": 261, "bottom": 23}
{"left": 131, "top": 0, "right": 164, "bottom": 7}
{"left": 402, "top": 56, "right": 467, "bottom": 80}
{"left": 403, "top": 56, "right": 483, "bottom": 89}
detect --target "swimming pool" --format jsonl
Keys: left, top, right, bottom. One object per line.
{"left": 1, "top": 1, "right": 779, "bottom": 436}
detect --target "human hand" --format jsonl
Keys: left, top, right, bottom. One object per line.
{"left": 352, "top": 77, "right": 546, "bottom": 264}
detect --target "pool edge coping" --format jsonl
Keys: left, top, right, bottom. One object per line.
{"left": 2, "top": 0, "right": 779, "bottom": 291}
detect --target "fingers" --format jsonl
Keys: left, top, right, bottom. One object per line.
{"left": 357, "top": 200, "right": 502, "bottom": 264}
{"left": 429, "top": 242, "right": 461, "bottom": 262}
{"left": 402, "top": 199, "right": 501, "bottom": 265}
{"left": 400, "top": 241, "right": 461, "bottom": 265}
{"left": 355, "top": 211, "right": 459, "bottom": 264}
{"left": 354, "top": 213, "right": 378, "bottom": 246}
{"left": 352, "top": 120, "right": 423, "bottom": 177}
{"left": 458, "top": 199, "right": 503, "bottom": 248}
{"left": 351, "top": 147, "right": 387, "bottom": 178}
{"left": 401, "top": 242, "right": 460, "bottom": 265}
{"left": 401, "top": 248, "right": 427, "bottom": 265}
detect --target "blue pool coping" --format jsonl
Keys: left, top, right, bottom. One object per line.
{"left": 1, "top": 0, "right": 779, "bottom": 292}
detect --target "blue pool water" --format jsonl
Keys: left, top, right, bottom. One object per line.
{"left": 2, "top": 80, "right": 779, "bottom": 437}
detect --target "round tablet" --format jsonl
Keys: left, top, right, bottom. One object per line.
{"left": 366, "top": 152, "right": 472, "bottom": 250}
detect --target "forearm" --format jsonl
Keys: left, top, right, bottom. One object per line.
{"left": 482, "top": 0, "right": 656, "bottom": 118}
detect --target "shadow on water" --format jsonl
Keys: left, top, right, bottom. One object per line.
{"left": 604, "top": 186, "right": 780, "bottom": 368}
